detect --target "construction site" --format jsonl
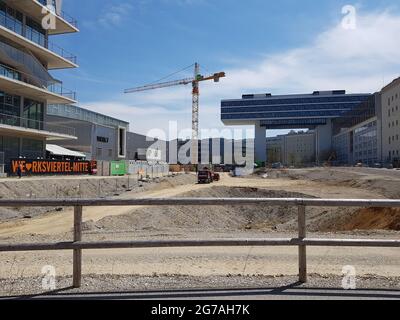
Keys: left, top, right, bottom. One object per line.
{"left": 0, "top": 1, "right": 400, "bottom": 302}
{"left": 0, "top": 166, "right": 400, "bottom": 297}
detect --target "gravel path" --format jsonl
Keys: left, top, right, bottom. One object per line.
{"left": 1, "top": 274, "right": 399, "bottom": 298}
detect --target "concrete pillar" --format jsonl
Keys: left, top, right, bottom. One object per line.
{"left": 316, "top": 120, "right": 333, "bottom": 163}
{"left": 254, "top": 121, "right": 267, "bottom": 163}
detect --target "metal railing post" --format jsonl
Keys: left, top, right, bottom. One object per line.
{"left": 73, "top": 205, "right": 83, "bottom": 288}
{"left": 298, "top": 205, "right": 307, "bottom": 283}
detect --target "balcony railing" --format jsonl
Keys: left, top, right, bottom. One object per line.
{"left": 0, "top": 112, "right": 76, "bottom": 137}
{"left": 0, "top": 63, "right": 77, "bottom": 101}
{"left": 37, "top": 0, "right": 78, "bottom": 28}
{"left": 0, "top": 13, "right": 77, "bottom": 65}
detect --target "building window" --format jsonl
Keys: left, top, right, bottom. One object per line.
{"left": 0, "top": 92, "right": 21, "bottom": 126}
{"left": 25, "top": 17, "right": 47, "bottom": 47}
{"left": 22, "top": 138, "right": 43, "bottom": 159}
{"left": 0, "top": 3, "right": 23, "bottom": 35}
{"left": 97, "top": 136, "right": 109, "bottom": 143}
{"left": 23, "top": 99, "right": 44, "bottom": 130}
{"left": 118, "top": 127, "right": 126, "bottom": 157}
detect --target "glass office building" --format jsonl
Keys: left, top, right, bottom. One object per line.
{"left": 332, "top": 118, "right": 379, "bottom": 166}
{"left": 331, "top": 93, "right": 381, "bottom": 166}
{"left": 221, "top": 91, "right": 371, "bottom": 128}
{"left": 221, "top": 91, "right": 371, "bottom": 162}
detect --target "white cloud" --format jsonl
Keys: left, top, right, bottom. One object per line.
{"left": 98, "top": 3, "right": 134, "bottom": 27}
{"left": 82, "top": 9, "right": 400, "bottom": 139}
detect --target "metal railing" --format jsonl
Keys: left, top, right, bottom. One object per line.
{"left": 0, "top": 198, "right": 400, "bottom": 288}
{"left": 0, "top": 112, "right": 76, "bottom": 136}
{"left": 0, "top": 63, "right": 76, "bottom": 101}
{"left": 0, "top": 12, "right": 77, "bottom": 64}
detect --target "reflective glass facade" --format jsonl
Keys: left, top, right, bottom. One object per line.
{"left": 332, "top": 132, "right": 351, "bottom": 165}
{"left": 332, "top": 119, "right": 378, "bottom": 166}
{"left": 332, "top": 95, "right": 377, "bottom": 135}
{"left": 221, "top": 92, "right": 371, "bottom": 128}
{"left": 353, "top": 120, "right": 378, "bottom": 165}
{"left": 0, "top": 1, "right": 78, "bottom": 174}
{"left": 0, "top": 1, "right": 46, "bottom": 47}
{"left": 47, "top": 104, "right": 129, "bottom": 130}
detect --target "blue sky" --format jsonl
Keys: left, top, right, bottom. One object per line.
{"left": 52, "top": 0, "right": 400, "bottom": 138}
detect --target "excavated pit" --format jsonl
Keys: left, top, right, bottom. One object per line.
{"left": 92, "top": 186, "right": 400, "bottom": 233}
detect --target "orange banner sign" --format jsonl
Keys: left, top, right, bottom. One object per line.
{"left": 11, "top": 159, "right": 93, "bottom": 175}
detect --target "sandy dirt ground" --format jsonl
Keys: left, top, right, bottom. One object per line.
{"left": 0, "top": 168, "right": 399, "bottom": 295}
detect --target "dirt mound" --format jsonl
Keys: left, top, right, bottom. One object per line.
{"left": 93, "top": 185, "right": 400, "bottom": 233}
{"left": 94, "top": 187, "right": 311, "bottom": 233}
{"left": 337, "top": 208, "right": 400, "bottom": 231}
{"left": 0, "top": 174, "right": 195, "bottom": 221}
{"left": 285, "top": 168, "right": 400, "bottom": 199}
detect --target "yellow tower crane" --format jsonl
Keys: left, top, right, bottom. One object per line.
{"left": 124, "top": 63, "right": 226, "bottom": 165}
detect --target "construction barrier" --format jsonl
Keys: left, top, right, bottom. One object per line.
{"left": 96, "top": 161, "right": 110, "bottom": 176}
{"left": 110, "top": 161, "right": 127, "bottom": 176}
{"left": 127, "top": 161, "right": 169, "bottom": 179}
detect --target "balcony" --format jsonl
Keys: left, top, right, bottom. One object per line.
{"left": 0, "top": 63, "right": 77, "bottom": 104}
{"left": 5, "top": 0, "right": 78, "bottom": 35}
{"left": 0, "top": 112, "right": 77, "bottom": 140}
{"left": 0, "top": 12, "right": 77, "bottom": 69}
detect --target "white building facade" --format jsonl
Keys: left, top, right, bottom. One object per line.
{"left": 381, "top": 78, "right": 400, "bottom": 166}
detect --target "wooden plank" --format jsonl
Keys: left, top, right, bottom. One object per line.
{"left": 73, "top": 205, "right": 82, "bottom": 288}
{"left": 1, "top": 238, "right": 399, "bottom": 252}
{"left": 298, "top": 205, "right": 307, "bottom": 283}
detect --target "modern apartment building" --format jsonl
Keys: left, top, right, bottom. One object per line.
{"left": 381, "top": 77, "right": 400, "bottom": 165}
{"left": 0, "top": 0, "right": 78, "bottom": 172}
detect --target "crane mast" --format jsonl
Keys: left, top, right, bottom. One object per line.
{"left": 124, "top": 63, "right": 225, "bottom": 167}
{"left": 191, "top": 63, "right": 200, "bottom": 165}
